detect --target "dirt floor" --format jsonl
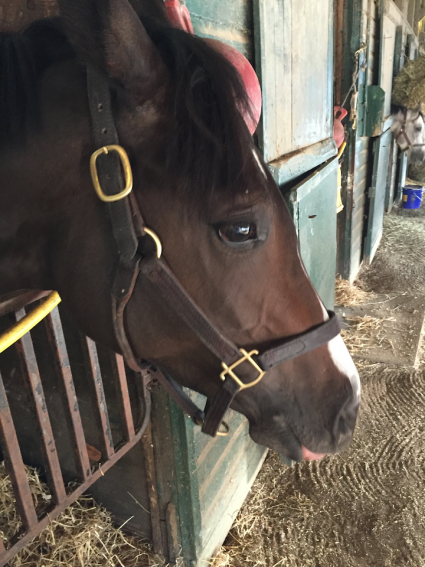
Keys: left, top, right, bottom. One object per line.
{"left": 212, "top": 205, "right": 425, "bottom": 567}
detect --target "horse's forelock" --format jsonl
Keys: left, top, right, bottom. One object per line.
{"left": 140, "top": 17, "right": 259, "bottom": 215}
{"left": 0, "top": 14, "right": 260, "bottom": 216}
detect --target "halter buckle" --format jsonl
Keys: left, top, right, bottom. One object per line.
{"left": 90, "top": 145, "right": 133, "bottom": 202}
{"left": 220, "top": 348, "right": 265, "bottom": 390}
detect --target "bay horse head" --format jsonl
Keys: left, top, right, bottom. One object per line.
{"left": 0, "top": 0, "right": 360, "bottom": 462}
{"left": 391, "top": 106, "right": 425, "bottom": 164}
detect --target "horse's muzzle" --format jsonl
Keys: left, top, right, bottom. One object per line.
{"left": 410, "top": 147, "right": 425, "bottom": 165}
{"left": 332, "top": 390, "right": 360, "bottom": 452}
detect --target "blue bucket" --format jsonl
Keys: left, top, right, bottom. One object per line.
{"left": 403, "top": 185, "right": 423, "bottom": 209}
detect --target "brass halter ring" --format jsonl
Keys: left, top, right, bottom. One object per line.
{"left": 216, "top": 421, "right": 230, "bottom": 437}
{"left": 143, "top": 227, "right": 162, "bottom": 259}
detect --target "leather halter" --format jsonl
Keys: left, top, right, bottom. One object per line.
{"left": 396, "top": 109, "right": 425, "bottom": 151}
{"left": 87, "top": 65, "right": 341, "bottom": 437}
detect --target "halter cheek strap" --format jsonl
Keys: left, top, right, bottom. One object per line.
{"left": 86, "top": 64, "right": 341, "bottom": 437}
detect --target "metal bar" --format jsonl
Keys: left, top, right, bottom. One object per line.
{"left": 111, "top": 353, "right": 135, "bottom": 440}
{"left": 0, "top": 373, "right": 38, "bottom": 530}
{"left": 0, "top": 389, "right": 151, "bottom": 567}
{"left": 44, "top": 309, "right": 91, "bottom": 481}
{"left": 0, "top": 293, "right": 61, "bottom": 354}
{"left": 15, "top": 308, "right": 66, "bottom": 503}
{"left": 0, "top": 290, "right": 50, "bottom": 318}
{"left": 83, "top": 337, "right": 114, "bottom": 459}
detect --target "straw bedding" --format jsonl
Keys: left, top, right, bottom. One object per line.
{"left": 0, "top": 464, "right": 166, "bottom": 567}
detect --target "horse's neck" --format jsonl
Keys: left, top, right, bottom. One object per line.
{"left": 0, "top": 146, "right": 51, "bottom": 295}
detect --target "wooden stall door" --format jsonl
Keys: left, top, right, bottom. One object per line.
{"left": 364, "top": 127, "right": 393, "bottom": 263}
{"left": 151, "top": 388, "right": 267, "bottom": 567}
{"left": 254, "top": 0, "right": 337, "bottom": 307}
{"left": 285, "top": 158, "right": 339, "bottom": 310}
{"left": 380, "top": 10, "right": 397, "bottom": 118}
{"left": 364, "top": 0, "right": 416, "bottom": 261}
{"left": 254, "top": 0, "right": 335, "bottom": 176}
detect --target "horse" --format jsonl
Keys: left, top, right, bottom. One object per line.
{"left": 0, "top": 0, "right": 360, "bottom": 462}
{"left": 391, "top": 106, "right": 425, "bottom": 164}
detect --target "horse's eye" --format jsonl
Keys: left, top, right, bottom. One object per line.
{"left": 218, "top": 222, "right": 257, "bottom": 244}
{"left": 415, "top": 125, "right": 423, "bottom": 132}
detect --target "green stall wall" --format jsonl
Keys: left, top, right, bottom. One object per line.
{"left": 184, "top": 0, "right": 254, "bottom": 60}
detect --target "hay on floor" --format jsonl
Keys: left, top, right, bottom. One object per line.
{"left": 0, "top": 463, "right": 167, "bottom": 567}
{"left": 340, "top": 315, "right": 394, "bottom": 355}
{"left": 335, "top": 276, "right": 369, "bottom": 306}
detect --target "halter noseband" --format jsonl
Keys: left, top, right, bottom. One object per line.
{"left": 87, "top": 65, "right": 341, "bottom": 437}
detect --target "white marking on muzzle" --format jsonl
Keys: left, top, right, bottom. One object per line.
{"left": 298, "top": 263, "right": 361, "bottom": 400}
{"left": 327, "top": 334, "right": 361, "bottom": 401}
{"left": 319, "top": 303, "right": 361, "bottom": 400}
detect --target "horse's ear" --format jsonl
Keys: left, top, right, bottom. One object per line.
{"left": 58, "top": 0, "right": 166, "bottom": 97}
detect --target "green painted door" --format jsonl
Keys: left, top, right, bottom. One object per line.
{"left": 364, "top": 127, "right": 393, "bottom": 263}
{"left": 151, "top": 387, "right": 266, "bottom": 567}
{"left": 285, "top": 158, "right": 339, "bottom": 310}
{"left": 253, "top": 0, "right": 337, "bottom": 307}
{"left": 253, "top": 0, "right": 334, "bottom": 167}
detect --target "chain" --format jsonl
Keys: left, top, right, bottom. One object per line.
{"left": 340, "top": 43, "right": 367, "bottom": 131}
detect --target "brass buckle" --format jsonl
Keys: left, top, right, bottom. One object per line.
{"left": 220, "top": 349, "right": 265, "bottom": 390}
{"left": 90, "top": 145, "right": 133, "bottom": 202}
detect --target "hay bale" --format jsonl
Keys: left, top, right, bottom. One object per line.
{"left": 0, "top": 463, "right": 168, "bottom": 567}
{"left": 392, "top": 56, "right": 425, "bottom": 112}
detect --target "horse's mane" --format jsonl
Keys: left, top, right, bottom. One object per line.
{"left": 0, "top": 19, "right": 73, "bottom": 148}
{"left": 0, "top": 16, "right": 256, "bottom": 208}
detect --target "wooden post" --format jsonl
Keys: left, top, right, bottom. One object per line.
{"left": 334, "top": 0, "right": 345, "bottom": 106}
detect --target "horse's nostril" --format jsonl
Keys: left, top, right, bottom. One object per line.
{"left": 333, "top": 393, "right": 360, "bottom": 448}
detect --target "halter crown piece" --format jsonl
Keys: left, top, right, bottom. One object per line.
{"left": 87, "top": 65, "right": 341, "bottom": 437}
